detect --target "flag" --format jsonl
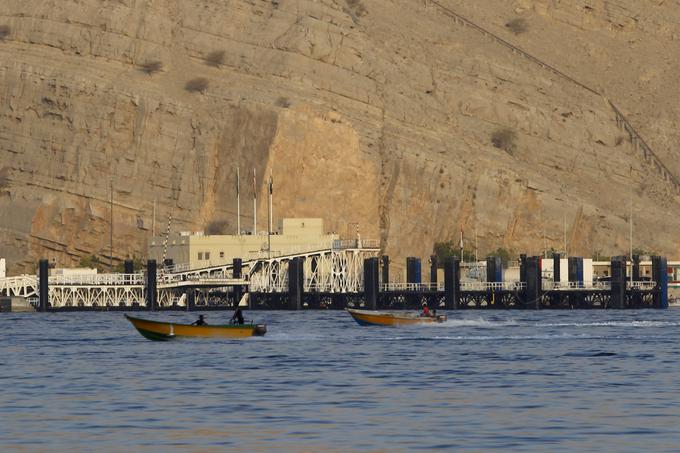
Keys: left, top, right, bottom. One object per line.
{"left": 252, "top": 168, "right": 257, "bottom": 198}
{"left": 236, "top": 167, "right": 240, "bottom": 195}
{"left": 459, "top": 228, "right": 464, "bottom": 249}
{"left": 269, "top": 172, "right": 273, "bottom": 195}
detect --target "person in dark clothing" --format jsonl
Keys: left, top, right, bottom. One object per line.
{"left": 231, "top": 307, "right": 244, "bottom": 325}
{"left": 192, "top": 315, "right": 207, "bottom": 326}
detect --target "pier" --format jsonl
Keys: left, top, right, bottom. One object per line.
{"left": 0, "top": 247, "right": 669, "bottom": 311}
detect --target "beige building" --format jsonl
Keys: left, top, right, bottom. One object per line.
{"left": 149, "top": 218, "right": 339, "bottom": 268}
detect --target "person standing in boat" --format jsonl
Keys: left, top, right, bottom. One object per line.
{"left": 421, "top": 302, "right": 431, "bottom": 317}
{"left": 192, "top": 314, "right": 207, "bottom": 326}
{"left": 231, "top": 307, "right": 244, "bottom": 325}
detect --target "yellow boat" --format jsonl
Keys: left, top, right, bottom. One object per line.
{"left": 125, "top": 314, "right": 266, "bottom": 341}
{"left": 346, "top": 308, "right": 447, "bottom": 326}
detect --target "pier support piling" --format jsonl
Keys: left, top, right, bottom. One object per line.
{"left": 652, "top": 256, "right": 668, "bottom": 309}
{"left": 486, "top": 256, "right": 502, "bottom": 307}
{"left": 610, "top": 257, "right": 626, "bottom": 309}
{"left": 444, "top": 257, "right": 460, "bottom": 310}
{"left": 187, "top": 289, "right": 196, "bottom": 311}
{"left": 430, "top": 255, "right": 438, "bottom": 285}
{"left": 233, "top": 258, "right": 243, "bottom": 306}
{"left": 38, "top": 259, "right": 49, "bottom": 312}
{"left": 381, "top": 256, "right": 390, "bottom": 285}
{"left": 553, "top": 253, "right": 561, "bottom": 283}
{"left": 522, "top": 256, "right": 542, "bottom": 309}
{"left": 146, "top": 260, "right": 157, "bottom": 310}
{"left": 363, "top": 257, "right": 379, "bottom": 310}
{"left": 288, "top": 257, "right": 304, "bottom": 310}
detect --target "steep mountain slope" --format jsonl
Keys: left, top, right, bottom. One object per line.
{"left": 0, "top": 0, "right": 678, "bottom": 274}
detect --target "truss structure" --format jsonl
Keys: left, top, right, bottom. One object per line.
{"left": 0, "top": 245, "right": 381, "bottom": 307}
{"left": 249, "top": 248, "right": 377, "bottom": 293}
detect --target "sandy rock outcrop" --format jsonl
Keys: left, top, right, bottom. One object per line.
{"left": 0, "top": 0, "right": 679, "bottom": 276}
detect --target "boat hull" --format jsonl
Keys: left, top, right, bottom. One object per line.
{"left": 125, "top": 315, "right": 266, "bottom": 340}
{"left": 346, "top": 308, "right": 446, "bottom": 326}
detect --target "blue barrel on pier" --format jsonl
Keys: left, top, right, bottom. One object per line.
{"left": 568, "top": 257, "right": 584, "bottom": 287}
{"left": 406, "top": 257, "right": 422, "bottom": 284}
{"left": 486, "top": 257, "right": 502, "bottom": 283}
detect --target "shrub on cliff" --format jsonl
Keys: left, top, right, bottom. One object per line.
{"left": 139, "top": 60, "right": 163, "bottom": 75}
{"left": 433, "top": 241, "right": 475, "bottom": 264}
{"left": 205, "top": 220, "right": 228, "bottom": 235}
{"left": 345, "top": 0, "right": 366, "bottom": 23}
{"left": 0, "top": 25, "right": 10, "bottom": 40}
{"left": 275, "top": 97, "right": 291, "bottom": 108}
{"left": 0, "top": 167, "right": 10, "bottom": 189}
{"left": 506, "top": 18, "right": 528, "bottom": 35}
{"left": 491, "top": 128, "right": 517, "bottom": 155}
{"left": 185, "top": 78, "right": 210, "bottom": 93}
{"left": 205, "top": 50, "right": 226, "bottom": 67}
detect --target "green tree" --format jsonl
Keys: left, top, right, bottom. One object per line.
{"left": 433, "top": 241, "right": 475, "bottom": 266}
{"left": 488, "top": 247, "right": 515, "bottom": 268}
{"left": 78, "top": 255, "right": 102, "bottom": 271}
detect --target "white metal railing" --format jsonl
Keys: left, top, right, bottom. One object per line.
{"left": 628, "top": 281, "right": 657, "bottom": 290}
{"left": 248, "top": 243, "right": 337, "bottom": 260}
{"left": 543, "top": 281, "right": 607, "bottom": 291}
{"left": 380, "top": 283, "right": 440, "bottom": 292}
{"left": 162, "top": 263, "right": 190, "bottom": 274}
{"left": 460, "top": 281, "right": 526, "bottom": 291}
{"left": 48, "top": 273, "right": 145, "bottom": 286}
{"left": 379, "top": 281, "right": 526, "bottom": 292}
{"left": 332, "top": 239, "right": 380, "bottom": 250}
{"left": 543, "top": 280, "right": 657, "bottom": 291}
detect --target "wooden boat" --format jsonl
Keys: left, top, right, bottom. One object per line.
{"left": 125, "top": 314, "right": 266, "bottom": 341}
{"left": 346, "top": 308, "right": 447, "bottom": 326}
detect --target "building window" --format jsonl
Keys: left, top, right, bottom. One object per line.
{"left": 198, "top": 252, "right": 203, "bottom": 260}
{"left": 205, "top": 252, "right": 210, "bottom": 260}
{"left": 220, "top": 251, "right": 225, "bottom": 258}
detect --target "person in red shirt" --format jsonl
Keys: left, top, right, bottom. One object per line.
{"left": 421, "top": 302, "right": 430, "bottom": 317}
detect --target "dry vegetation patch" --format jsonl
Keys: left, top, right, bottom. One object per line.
{"left": 0, "top": 25, "right": 10, "bottom": 40}
{"left": 205, "top": 50, "right": 226, "bottom": 67}
{"left": 505, "top": 18, "right": 528, "bottom": 35}
{"left": 139, "top": 60, "right": 163, "bottom": 75}
{"left": 491, "top": 128, "right": 517, "bottom": 155}
{"left": 185, "top": 78, "right": 210, "bottom": 93}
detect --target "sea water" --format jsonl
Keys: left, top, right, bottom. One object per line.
{"left": 2, "top": 310, "right": 680, "bottom": 451}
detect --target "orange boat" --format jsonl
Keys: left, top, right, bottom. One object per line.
{"left": 125, "top": 315, "right": 266, "bottom": 341}
{"left": 346, "top": 308, "right": 447, "bottom": 326}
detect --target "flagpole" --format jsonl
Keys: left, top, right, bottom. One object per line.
{"left": 475, "top": 227, "right": 478, "bottom": 263}
{"left": 460, "top": 228, "right": 464, "bottom": 263}
{"left": 253, "top": 168, "right": 257, "bottom": 235}
{"left": 236, "top": 167, "right": 241, "bottom": 236}
{"left": 268, "top": 171, "right": 273, "bottom": 259}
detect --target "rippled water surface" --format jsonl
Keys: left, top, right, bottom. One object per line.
{"left": 3, "top": 309, "right": 680, "bottom": 451}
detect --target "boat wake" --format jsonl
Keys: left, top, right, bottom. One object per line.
{"left": 535, "top": 320, "right": 680, "bottom": 328}
{"left": 435, "top": 318, "right": 518, "bottom": 328}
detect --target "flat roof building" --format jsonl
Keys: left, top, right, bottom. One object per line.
{"left": 148, "top": 218, "right": 339, "bottom": 268}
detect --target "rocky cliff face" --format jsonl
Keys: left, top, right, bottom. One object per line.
{"left": 0, "top": 0, "right": 679, "bottom": 275}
